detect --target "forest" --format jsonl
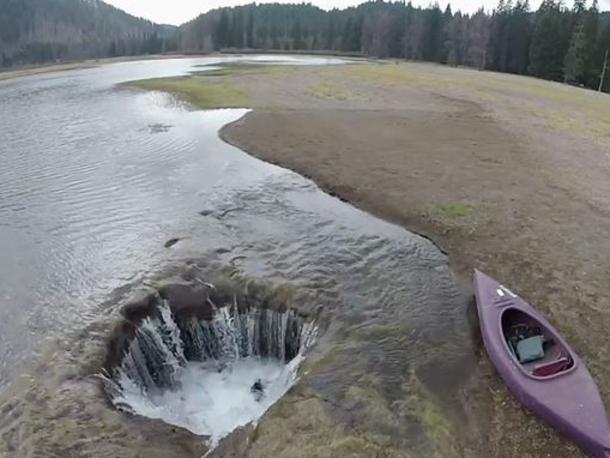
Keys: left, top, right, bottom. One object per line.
{"left": 180, "top": 0, "right": 610, "bottom": 92}
{"left": 0, "top": 0, "right": 177, "bottom": 66}
{"left": 1, "top": 0, "right": 609, "bottom": 92}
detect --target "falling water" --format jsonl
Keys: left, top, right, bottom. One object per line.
{"left": 103, "top": 295, "right": 317, "bottom": 445}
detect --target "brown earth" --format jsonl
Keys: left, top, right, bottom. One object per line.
{"left": 204, "top": 61, "right": 610, "bottom": 457}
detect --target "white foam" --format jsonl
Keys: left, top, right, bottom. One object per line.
{"left": 116, "top": 355, "right": 303, "bottom": 445}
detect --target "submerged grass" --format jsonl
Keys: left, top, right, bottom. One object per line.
{"left": 400, "top": 370, "right": 460, "bottom": 458}
{"left": 127, "top": 76, "right": 249, "bottom": 109}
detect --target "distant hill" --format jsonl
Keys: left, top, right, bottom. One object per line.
{"left": 0, "top": 0, "right": 177, "bottom": 67}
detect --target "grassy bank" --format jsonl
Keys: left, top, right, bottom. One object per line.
{"left": 125, "top": 64, "right": 299, "bottom": 109}
{"left": 128, "top": 76, "right": 249, "bottom": 109}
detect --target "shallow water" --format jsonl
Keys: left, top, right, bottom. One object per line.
{"left": 0, "top": 55, "right": 475, "bottom": 455}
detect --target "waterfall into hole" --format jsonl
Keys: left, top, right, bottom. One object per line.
{"left": 102, "top": 292, "right": 317, "bottom": 446}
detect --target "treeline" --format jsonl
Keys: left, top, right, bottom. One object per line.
{"left": 0, "top": 0, "right": 177, "bottom": 67}
{"left": 180, "top": 1, "right": 610, "bottom": 92}
{"left": 2, "top": 0, "right": 609, "bottom": 92}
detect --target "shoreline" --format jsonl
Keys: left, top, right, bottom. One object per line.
{"left": 0, "top": 54, "right": 198, "bottom": 82}
{"left": 219, "top": 113, "right": 453, "bottom": 256}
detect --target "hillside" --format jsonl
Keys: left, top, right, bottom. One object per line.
{"left": 0, "top": 0, "right": 177, "bottom": 67}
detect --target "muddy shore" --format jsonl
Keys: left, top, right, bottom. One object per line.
{"left": 210, "top": 62, "right": 610, "bottom": 456}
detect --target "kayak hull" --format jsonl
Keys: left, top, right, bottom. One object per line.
{"left": 474, "top": 270, "right": 610, "bottom": 458}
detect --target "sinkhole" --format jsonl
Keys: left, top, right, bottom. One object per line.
{"left": 102, "top": 276, "right": 317, "bottom": 445}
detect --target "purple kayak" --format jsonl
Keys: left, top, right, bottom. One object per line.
{"left": 474, "top": 269, "right": 610, "bottom": 457}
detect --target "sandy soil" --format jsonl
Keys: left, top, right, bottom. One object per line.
{"left": 203, "top": 61, "right": 610, "bottom": 457}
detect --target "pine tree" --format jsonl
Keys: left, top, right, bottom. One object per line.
{"left": 582, "top": 0, "right": 600, "bottom": 86}
{"left": 466, "top": 8, "right": 491, "bottom": 69}
{"left": 246, "top": 12, "right": 254, "bottom": 49}
{"left": 529, "top": 0, "right": 568, "bottom": 81}
{"left": 404, "top": 2, "right": 422, "bottom": 60}
{"left": 564, "top": 0, "right": 588, "bottom": 83}
{"left": 214, "top": 10, "right": 230, "bottom": 50}
{"left": 564, "top": 20, "right": 587, "bottom": 83}
{"left": 446, "top": 12, "right": 466, "bottom": 66}
{"left": 439, "top": 4, "right": 453, "bottom": 64}
{"left": 231, "top": 10, "right": 244, "bottom": 48}
{"left": 420, "top": 4, "right": 443, "bottom": 62}
{"left": 595, "top": 22, "right": 610, "bottom": 92}
{"left": 292, "top": 21, "right": 304, "bottom": 50}
{"left": 508, "top": 1, "right": 532, "bottom": 74}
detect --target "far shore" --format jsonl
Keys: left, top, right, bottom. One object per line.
{"left": 0, "top": 51, "right": 369, "bottom": 82}
{"left": 0, "top": 53, "right": 199, "bottom": 81}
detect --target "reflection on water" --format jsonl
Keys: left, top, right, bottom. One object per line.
{"left": 0, "top": 55, "right": 473, "bottom": 429}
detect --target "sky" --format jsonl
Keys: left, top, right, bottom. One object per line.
{"left": 106, "top": 0, "right": 610, "bottom": 26}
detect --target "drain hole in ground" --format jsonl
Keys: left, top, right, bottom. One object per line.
{"left": 101, "top": 277, "right": 317, "bottom": 445}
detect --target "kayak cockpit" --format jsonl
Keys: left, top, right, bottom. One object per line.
{"left": 501, "top": 308, "right": 575, "bottom": 379}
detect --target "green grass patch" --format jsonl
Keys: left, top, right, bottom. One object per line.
{"left": 126, "top": 76, "right": 249, "bottom": 109}
{"left": 424, "top": 203, "right": 478, "bottom": 226}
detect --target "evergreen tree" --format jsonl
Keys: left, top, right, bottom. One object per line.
{"left": 466, "top": 8, "right": 491, "bottom": 69}
{"left": 439, "top": 4, "right": 453, "bottom": 64}
{"left": 404, "top": 2, "right": 422, "bottom": 60}
{"left": 231, "top": 9, "right": 244, "bottom": 48}
{"left": 292, "top": 21, "right": 304, "bottom": 50}
{"left": 508, "top": 1, "right": 532, "bottom": 74}
{"left": 582, "top": 0, "right": 600, "bottom": 86}
{"left": 595, "top": 21, "right": 610, "bottom": 91}
{"left": 214, "top": 10, "right": 230, "bottom": 49}
{"left": 529, "top": 0, "right": 568, "bottom": 81}
{"left": 564, "top": 1, "right": 587, "bottom": 84}
{"left": 420, "top": 4, "right": 444, "bottom": 62}
{"left": 446, "top": 12, "right": 467, "bottom": 66}
{"left": 246, "top": 12, "right": 254, "bottom": 49}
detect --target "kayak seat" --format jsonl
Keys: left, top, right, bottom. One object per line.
{"left": 533, "top": 356, "right": 571, "bottom": 377}
{"left": 515, "top": 335, "right": 545, "bottom": 363}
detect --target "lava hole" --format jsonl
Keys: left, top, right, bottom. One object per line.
{"left": 101, "top": 278, "right": 317, "bottom": 445}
